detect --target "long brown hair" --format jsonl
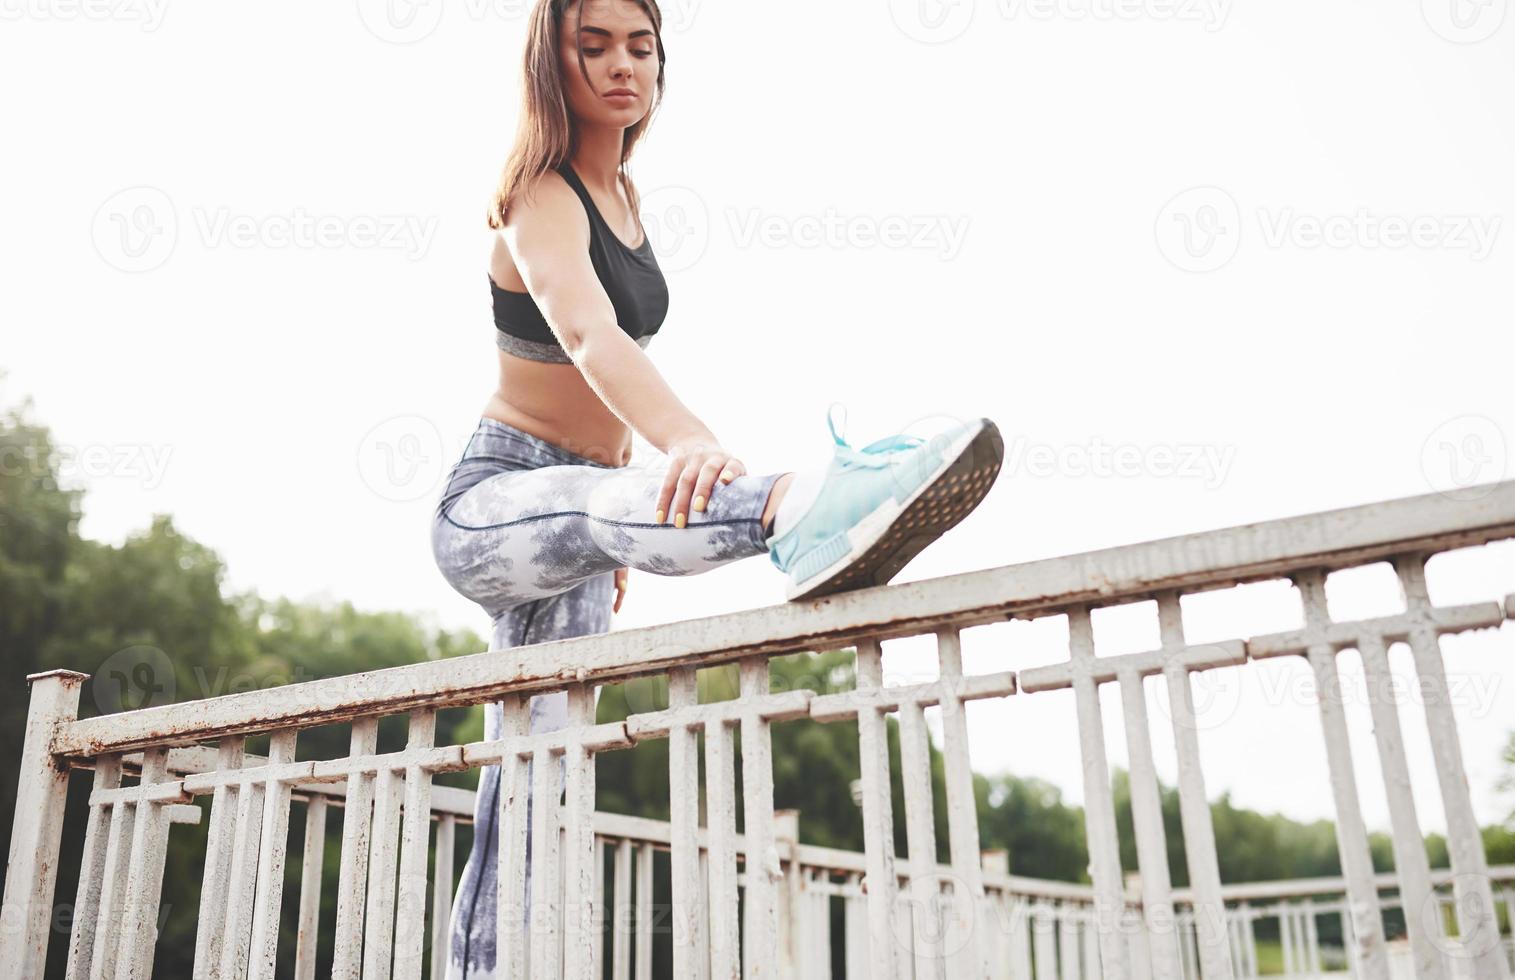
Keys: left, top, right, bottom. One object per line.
{"left": 486, "top": 0, "right": 667, "bottom": 232}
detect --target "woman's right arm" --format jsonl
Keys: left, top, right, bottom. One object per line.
{"left": 502, "top": 173, "right": 749, "bottom": 527}
{"left": 501, "top": 172, "right": 714, "bottom": 456}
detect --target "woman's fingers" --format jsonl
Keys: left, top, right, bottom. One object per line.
{"left": 612, "top": 567, "right": 627, "bottom": 613}
{"left": 655, "top": 448, "right": 745, "bottom": 526}
{"left": 654, "top": 453, "right": 685, "bottom": 524}
{"left": 690, "top": 457, "right": 729, "bottom": 514}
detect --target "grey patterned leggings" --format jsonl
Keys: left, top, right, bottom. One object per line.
{"left": 430, "top": 416, "right": 783, "bottom": 979}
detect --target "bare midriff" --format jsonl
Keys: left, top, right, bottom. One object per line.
{"left": 482, "top": 357, "right": 633, "bottom": 469}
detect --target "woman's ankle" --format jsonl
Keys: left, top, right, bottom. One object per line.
{"left": 761, "top": 473, "right": 796, "bottom": 538}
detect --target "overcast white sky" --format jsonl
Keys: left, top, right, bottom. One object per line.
{"left": 3, "top": 1, "right": 1513, "bottom": 837}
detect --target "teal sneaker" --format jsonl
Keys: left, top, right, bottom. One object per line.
{"left": 767, "top": 404, "right": 1005, "bottom": 602}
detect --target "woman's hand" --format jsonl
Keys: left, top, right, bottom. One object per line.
{"left": 612, "top": 566, "right": 628, "bottom": 613}
{"left": 654, "top": 434, "right": 747, "bottom": 528}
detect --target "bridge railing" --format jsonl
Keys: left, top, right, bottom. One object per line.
{"left": 4, "top": 479, "right": 1515, "bottom": 979}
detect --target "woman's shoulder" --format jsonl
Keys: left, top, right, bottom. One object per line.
{"left": 500, "top": 167, "right": 585, "bottom": 236}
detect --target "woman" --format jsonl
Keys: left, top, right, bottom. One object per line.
{"left": 429, "top": 1, "right": 1004, "bottom": 975}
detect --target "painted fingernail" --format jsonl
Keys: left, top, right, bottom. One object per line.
{"left": 693, "top": 494, "right": 706, "bottom": 512}
{"left": 655, "top": 509, "right": 665, "bottom": 524}
{"left": 721, "top": 471, "right": 733, "bottom": 482}
{"left": 675, "top": 512, "right": 686, "bottom": 529}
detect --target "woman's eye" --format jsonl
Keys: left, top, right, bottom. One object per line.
{"left": 635, "top": 50, "right": 653, "bottom": 57}
{"left": 584, "top": 47, "right": 604, "bottom": 54}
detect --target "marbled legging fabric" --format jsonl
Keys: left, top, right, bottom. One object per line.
{"left": 430, "top": 416, "right": 783, "bottom": 980}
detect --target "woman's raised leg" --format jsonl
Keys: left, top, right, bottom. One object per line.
{"left": 434, "top": 460, "right": 786, "bottom": 613}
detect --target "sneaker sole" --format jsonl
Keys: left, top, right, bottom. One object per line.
{"left": 784, "top": 417, "right": 1005, "bottom": 602}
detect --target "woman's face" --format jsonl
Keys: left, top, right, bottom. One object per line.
{"left": 558, "top": 1, "right": 659, "bottom": 129}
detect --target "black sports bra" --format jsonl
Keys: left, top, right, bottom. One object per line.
{"left": 491, "top": 163, "right": 670, "bottom": 363}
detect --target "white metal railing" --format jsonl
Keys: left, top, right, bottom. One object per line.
{"left": 4, "top": 478, "right": 1515, "bottom": 979}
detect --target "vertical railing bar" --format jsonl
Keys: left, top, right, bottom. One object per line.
{"left": 634, "top": 841, "right": 653, "bottom": 980}
{"left": 1295, "top": 569, "right": 1390, "bottom": 978}
{"left": 247, "top": 730, "right": 300, "bottom": 980}
{"left": 706, "top": 714, "right": 740, "bottom": 978}
{"left": 89, "top": 756, "right": 139, "bottom": 980}
{"left": 497, "top": 695, "right": 530, "bottom": 980}
{"left": 1117, "top": 662, "right": 1183, "bottom": 980}
{"left": 192, "top": 736, "right": 245, "bottom": 980}
{"left": 1031, "top": 900, "right": 1057, "bottom": 980}
{"left": 612, "top": 838, "right": 632, "bottom": 979}
{"left": 1397, "top": 554, "right": 1512, "bottom": 980}
{"left": 738, "top": 655, "right": 780, "bottom": 980}
{"left": 333, "top": 717, "right": 380, "bottom": 980}
{"left": 294, "top": 795, "right": 328, "bottom": 980}
{"left": 362, "top": 760, "right": 405, "bottom": 980}
{"left": 666, "top": 666, "right": 705, "bottom": 977}
{"left": 935, "top": 628, "right": 988, "bottom": 978}
{"left": 854, "top": 636, "right": 902, "bottom": 979}
{"left": 114, "top": 746, "right": 178, "bottom": 980}
{"left": 898, "top": 699, "right": 946, "bottom": 977}
{"left": 561, "top": 685, "right": 599, "bottom": 980}
{"left": 392, "top": 709, "right": 438, "bottom": 980}
{"left": 529, "top": 742, "right": 563, "bottom": 979}
{"left": 430, "top": 814, "right": 456, "bottom": 980}
{"left": 1355, "top": 629, "right": 1447, "bottom": 980}
{"left": 66, "top": 754, "right": 122, "bottom": 980}
{"left": 219, "top": 743, "right": 270, "bottom": 980}
{"left": 1154, "top": 592, "right": 1234, "bottom": 980}
{"left": 1066, "top": 606, "right": 1131, "bottom": 980}
{"left": 1058, "top": 905, "right": 1079, "bottom": 980}
{"left": 0, "top": 671, "right": 84, "bottom": 979}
